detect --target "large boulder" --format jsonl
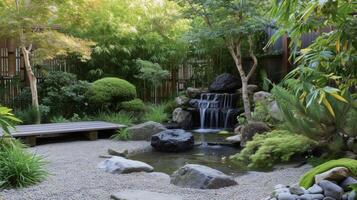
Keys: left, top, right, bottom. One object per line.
{"left": 208, "top": 73, "right": 241, "bottom": 93}
{"left": 170, "top": 164, "right": 237, "bottom": 189}
{"left": 127, "top": 121, "right": 167, "bottom": 141}
{"left": 225, "top": 134, "right": 241, "bottom": 144}
{"left": 240, "top": 121, "right": 271, "bottom": 146}
{"left": 98, "top": 156, "right": 154, "bottom": 174}
{"left": 111, "top": 190, "right": 182, "bottom": 200}
{"left": 151, "top": 129, "right": 194, "bottom": 152}
{"left": 172, "top": 108, "right": 193, "bottom": 129}
{"left": 186, "top": 87, "right": 208, "bottom": 99}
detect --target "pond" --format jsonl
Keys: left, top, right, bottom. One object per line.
{"left": 129, "top": 131, "right": 244, "bottom": 175}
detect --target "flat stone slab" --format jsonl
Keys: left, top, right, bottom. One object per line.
{"left": 98, "top": 156, "right": 154, "bottom": 174}
{"left": 111, "top": 190, "right": 183, "bottom": 200}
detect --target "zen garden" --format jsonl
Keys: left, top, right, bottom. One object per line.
{"left": 0, "top": 0, "right": 356, "bottom": 200}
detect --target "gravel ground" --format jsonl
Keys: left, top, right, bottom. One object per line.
{"left": 1, "top": 139, "right": 311, "bottom": 200}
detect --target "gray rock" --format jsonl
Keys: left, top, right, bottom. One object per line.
{"left": 111, "top": 190, "right": 182, "bottom": 200}
{"left": 273, "top": 188, "right": 290, "bottom": 197}
{"left": 298, "top": 194, "right": 324, "bottom": 200}
{"left": 269, "top": 101, "right": 283, "bottom": 121}
{"left": 240, "top": 121, "right": 271, "bottom": 146}
{"left": 318, "top": 180, "right": 344, "bottom": 200}
{"left": 186, "top": 87, "right": 207, "bottom": 99}
{"left": 151, "top": 129, "right": 194, "bottom": 152}
{"left": 277, "top": 193, "right": 298, "bottom": 200}
{"left": 127, "top": 121, "right": 167, "bottom": 141}
{"left": 170, "top": 164, "right": 237, "bottom": 189}
{"left": 253, "top": 91, "right": 272, "bottom": 103}
{"left": 290, "top": 184, "right": 306, "bottom": 195}
{"left": 342, "top": 193, "right": 348, "bottom": 200}
{"left": 98, "top": 156, "right": 154, "bottom": 174}
{"left": 308, "top": 184, "right": 324, "bottom": 194}
{"left": 108, "top": 148, "right": 128, "bottom": 157}
{"left": 208, "top": 73, "right": 241, "bottom": 93}
{"left": 347, "top": 138, "right": 356, "bottom": 153}
{"left": 347, "top": 191, "right": 356, "bottom": 200}
{"left": 340, "top": 177, "right": 357, "bottom": 191}
{"left": 323, "top": 197, "right": 337, "bottom": 200}
{"left": 172, "top": 108, "right": 192, "bottom": 129}
{"left": 225, "top": 134, "right": 241, "bottom": 144}
{"left": 315, "top": 167, "right": 350, "bottom": 184}
{"left": 175, "top": 96, "right": 190, "bottom": 106}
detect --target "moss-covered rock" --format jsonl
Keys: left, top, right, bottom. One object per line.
{"left": 300, "top": 158, "right": 357, "bottom": 189}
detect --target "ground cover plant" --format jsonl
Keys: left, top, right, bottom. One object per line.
{"left": 230, "top": 130, "right": 317, "bottom": 169}
{"left": 0, "top": 106, "right": 47, "bottom": 188}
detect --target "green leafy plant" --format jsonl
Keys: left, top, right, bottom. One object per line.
{"left": 95, "top": 112, "right": 135, "bottom": 126}
{"left": 41, "top": 71, "right": 90, "bottom": 118}
{"left": 0, "top": 139, "right": 47, "bottom": 188}
{"left": 299, "top": 158, "right": 357, "bottom": 189}
{"left": 142, "top": 104, "right": 168, "bottom": 123}
{"left": 87, "top": 77, "right": 137, "bottom": 110}
{"left": 15, "top": 105, "right": 50, "bottom": 125}
{"left": 230, "top": 130, "right": 316, "bottom": 169}
{"left": 251, "top": 99, "right": 278, "bottom": 126}
{"left": 111, "top": 128, "right": 131, "bottom": 141}
{"left": 272, "top": 85, "right": 354, "bottom": 153}
{"left": 120, "top": 99, "right": 146, "bottom": 112}
{"left": 0, "top": 107, "right": 22, "bottom": 135}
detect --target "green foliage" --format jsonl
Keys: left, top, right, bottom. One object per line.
{"left": 120, "top": 99, "right": 146, "bottom": 112}
{"left": 268, "top": 0, "right": 356, "bottom": 87}
{"left": 0, "top": 107, "right": 22, "bottom": 135}
{"left": 0, "top": 139, "right": 47, "bottom": 188}
{"left": 163, "top": 100, "right": 179, "bottom": 114}
{"left": 136, "top": 59, "right": 170, "bottom": 86}
{"left": 272, "top": 85, "right": 354, "bottom": 152}
{"left": 41, "top": 71, "right": 90, "bottom": 118}
{"left": 87, "top": 77, "right": 136, "bottom": 110}
{"left": 95, "top": 112, "right": 135, "bottom": 126}
{"left": 142, "top": 104, "right": 168, "bottom": 123}
{"left": 299, "top": 158, "right": 357, "bottom": 189}
{"left": 230, "top": 130, "right": 316, "bottom": 169}
{"left": 111, "top": 128, "right": 131, "bottom": 141}
{"left": 62, "top": 0, "right": 189, "bottom": 83}
{"left": 14, "top": 105, "right": 50, "bottom": 125}
{"left": 251, "top": 99, "right": 278, "bottom": 126}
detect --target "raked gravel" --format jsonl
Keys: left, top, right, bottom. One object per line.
{"left": 1, "top": 139, "right": 311, "bottom": 200}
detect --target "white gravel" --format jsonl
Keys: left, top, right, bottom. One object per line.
{"left": 1, "top": 139, "right": 311, "bottom": 200}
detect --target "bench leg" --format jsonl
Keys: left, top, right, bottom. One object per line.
{"left": 85, "top": 131, "right": 98, "bottom": 141}
{"left": 23, "top": 136, "right": 37, "bottom": 147}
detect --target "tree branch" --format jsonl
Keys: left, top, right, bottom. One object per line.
{"left": 247, "top": 35, "right": 258, "bottom": 80}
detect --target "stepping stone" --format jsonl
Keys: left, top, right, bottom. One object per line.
{"left": 98, "top": 156, "right": 153, "bottom": 174}
{"left": 111, "top": 190, "right": 182, "bottom": 200}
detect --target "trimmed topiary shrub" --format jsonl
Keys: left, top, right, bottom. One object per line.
{"left": 120, "top": 98, "right": 145, "bottom": 112}
{"left": 230, "top": 130, "right": 317, "bottom": 169}
{"left": 299, "top": 158, "right": 357, "bottom": 189}
{"left": 87, "top": 77, "right": 136, "bottom": 110}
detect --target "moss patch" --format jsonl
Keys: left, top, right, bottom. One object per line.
{"left": 300, "top": 158, "right": 357, "bottom": 188}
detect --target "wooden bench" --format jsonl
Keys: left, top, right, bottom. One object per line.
{"left": 0, "top": 121, "right": 126, "bottom": 146}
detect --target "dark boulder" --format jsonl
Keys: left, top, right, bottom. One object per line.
{"left": 208, "top": 73, "right": 241, "bottom": 93}
{"left": 151, "top": 129, "right": 194, "bottom": 152}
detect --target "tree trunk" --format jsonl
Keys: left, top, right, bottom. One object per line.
{"left": 241, "top": 77, "right": 252, "bottom": 120}
{"left": 22, "top": 46, "right": 40, "bottom": 124}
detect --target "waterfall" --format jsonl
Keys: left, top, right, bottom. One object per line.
{"left": 196, "top": 93, "right": 237, "bottom": 130}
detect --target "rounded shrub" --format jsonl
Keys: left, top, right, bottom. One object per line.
{"left": 87, "top": 77, "right": 137, "bottom": 108}
{"left": 120, "top": 98, "right": 146, "bottom": 112}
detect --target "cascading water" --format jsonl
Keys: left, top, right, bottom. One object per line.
{"left": 195, "top": 93, "right": 238, "bottom": 132}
